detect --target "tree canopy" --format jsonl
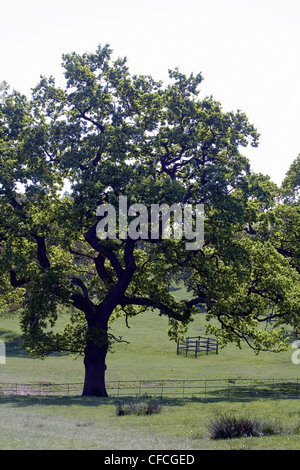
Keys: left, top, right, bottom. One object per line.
{"left": 0, "top": 44, "right": 299, "bottom": 396}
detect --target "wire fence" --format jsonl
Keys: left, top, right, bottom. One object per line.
{"left": 1, "top": 378, "right": 300, "bottom": 400}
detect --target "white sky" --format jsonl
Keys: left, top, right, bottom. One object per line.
{"left": 1, "top": 0, "right": 299, "bottom": 185}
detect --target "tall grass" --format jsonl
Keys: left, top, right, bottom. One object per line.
{"left": 116, "top": 401, "right": 162, "bottom": 416}
{"left": 206, "top": 413, "right": 283, "bottom": 440}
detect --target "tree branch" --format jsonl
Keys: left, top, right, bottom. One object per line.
{"left": 84, "top": 223, "right": 123, "bottom": 278}
{"left": 71, "top": 277, "right": 96, "bottom": 316}
{"left": 9, "top": 269, "right": 30, "bottom": 287}
{"left": 121, "top": 295, "right": 184, "bottom": 321}
{"left": 76, "top": 107, "right": 105, "bottom": 133}
{"left": 32, "top": 234, "right": 51, "bottom": 269}
{"left": 94, "top": 253, "right": 110, "bottom": 281}
{"left": 9, "top": 197, "right": 23, "bottom": 211}
{"left": 124, "top": 238, "right": 136, "bottom": 270}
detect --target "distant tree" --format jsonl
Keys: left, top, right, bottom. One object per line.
{"left": 0, "top": 81, "right": 8, "bottom": 104}
{"left": 281, "top": 155, "right": 300, "bottom": 203}
{"left": 0, "top": 45, "right": 299, "bottom": 396}
{"left": 259, "top": 156, "right": 300, "bottom": 274}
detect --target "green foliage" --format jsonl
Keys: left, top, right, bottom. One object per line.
{"left": 281, "top": 154, "right": 300, "bottom": 202}
{"left": 0, "top": 43, "right": 299, "bottom": 389}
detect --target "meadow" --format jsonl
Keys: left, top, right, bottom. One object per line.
{"left": 0, "top": 292, "right": 300, "bottom": 450}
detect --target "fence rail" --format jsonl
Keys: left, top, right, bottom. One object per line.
{"left": 1, "top": 378, "right": 300, "bottom": 400}
{"left": 177, "top": 336, "right": 218, "bottom": 357}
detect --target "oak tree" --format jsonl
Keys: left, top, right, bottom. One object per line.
{"left": 1, "top": 45, "right": 299, "bottom": 396}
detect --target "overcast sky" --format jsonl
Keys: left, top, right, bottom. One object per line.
{"left": 1, "top": 0, "right": 299, "bottom": 185}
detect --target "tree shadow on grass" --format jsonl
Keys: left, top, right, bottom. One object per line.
{"left": 1, "top": 391, "right": 297, "bottom": 409}
{"left": 0, "top": 395, "right": 102, "bottom": 408}
{"left": 0, "top": 330, "right": 29, "bottom": 358}
{"left": 0, "top": 395, "right": 235, "bottom": 409}
{"left": 0, "top": 330, "right": 70, "bottom": 359}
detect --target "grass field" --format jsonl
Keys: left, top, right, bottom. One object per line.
{"left": 1, "top": 295, "right": 300, "bottom": 450}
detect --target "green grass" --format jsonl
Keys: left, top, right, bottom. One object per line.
{"left": 1, "top": 308, "right": 298, "bottom": 384}
{"left": 1, "top": 296, "right": 300, "bottom": 450}
{"left": 0, "top": 396, "right": 300, "bottom": 449}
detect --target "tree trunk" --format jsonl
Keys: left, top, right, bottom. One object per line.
{"left": 82, "top": 333, "right": 109, "bottom": 397}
